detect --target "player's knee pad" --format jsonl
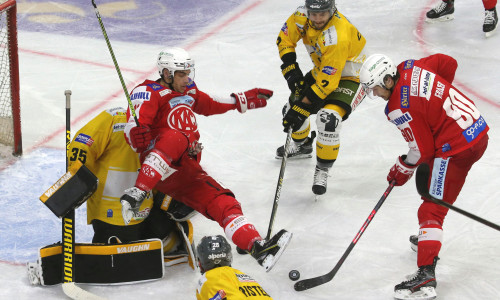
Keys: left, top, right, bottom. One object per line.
{"left": 316, "top": 106, "right": 343, "bottom": 162}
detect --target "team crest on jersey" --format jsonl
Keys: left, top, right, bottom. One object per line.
{"left": 403, "top": 59, "right": 415, "bottom": 70}
{"left": 322, "top": 66, "right": 337, "bottom": 75}
{"left": 167, "top": 105, "right": 198, "bottom": 132}
{"left": 419, "top": 71, "right": 435, "bottom": 100}
{"left": 400, "top": 86, "right": 409, "bottom": 108}
{"left": 75, "top": 133, "right": 94, "bottom": 146}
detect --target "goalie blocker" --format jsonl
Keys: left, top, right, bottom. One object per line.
{"left": 28, "top": 239, "right": 164, "bottom": 286}
{"left": 39, "top": 160, "right": 98, "bottom": 218}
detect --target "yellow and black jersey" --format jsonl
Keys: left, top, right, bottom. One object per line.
{"left": 68, "top": 107, "right": 153, "bottom": 226}
{"left": 196, "top": 266, "right": 273, "bottom": 300}
{"left": 277, "top": 6, "right": 367, "bottom": 101}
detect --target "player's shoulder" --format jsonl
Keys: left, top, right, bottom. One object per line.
{"left": 103, "top": 107, "right": 126, "bottom": 117}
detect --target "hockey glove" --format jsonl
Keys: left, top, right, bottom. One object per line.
{"left": 282, "top": 101, "right": 312, "bottom": 132}
{"left": 128, "top": 125, "right": 152, "bottom": 152}
{"left": 281, "top": 62, "right": 304, "bottom": 93}
{"left": 233, "top": 88, "right": 273, "bottom": 113}
{"left": 387, "top": 155, "right": 417, "bottom": 186}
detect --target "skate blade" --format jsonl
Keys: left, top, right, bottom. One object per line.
{"left": 394, "top": 287, "right": 437, "bottom": 300}
{"left": 262, "top": 231, "right": 293, "bottom": 272}
{"left": 426, "top": 15, "right": 454, "bottom": 23}
{"left": 485, "top": 27, "right": 498, "bottom": 38}
{"left": 275, "top": 153, "right": 312, "bottom": 159}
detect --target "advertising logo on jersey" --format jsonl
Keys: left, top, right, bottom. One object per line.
{"left": 167, "top": 105, "right": 198, "bottom": 133}
{"left": 419, "top": 70, "right": 435, "bottom": 100}
{"left": 159, "top": 89, "right": 172, "bottom": 97}
{"left": 322, "top": 27, "right": 337, "bottom": 47}
{"left": 410, "top": 66, "right": 421, "bottom": 96}
{"left": 400, "top": 86, "right": 410, "bottom": 108}
{"left": 113, "top": 123, "right": 126, "bottom": 132}
{"left": 430, "top": 158, "right": 449, "bottom": 200}
{"left": 322, "top": 66, "right": 337, "bottom": 75}
{"left": 209, "top": 290, "right": 226, "bottom": 300}
{"left": 281, "top": 22, "right": 289, "bottom": 36}
{"left": 403, "top": 59, "right": 415, "bottom": 70}
{"left": 390, "top": 112, "right": 413, "bottom": 126}
{"left": 130, "top": 91, "right": 151, "bottom": 101}
{"left": 75, "top": 133, "right": 94, "bottom": 146}
{"left": 434, "top": 81, "right": 445, "bottom": 99}
{"left": 463, "top": 115, "right": 487, "bottom": 143}
{"left": 147, "top": 83, "right": 162, "bottom": 91}
{"left": 169, "top": 95, "right": 195, "bottom": 108}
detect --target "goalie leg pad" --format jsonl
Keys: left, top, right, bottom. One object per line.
{"left": 31, "top": 239, "right": 164, "bottom": 286}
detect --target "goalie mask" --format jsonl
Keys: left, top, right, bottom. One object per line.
{"left": 359, "top": 54, "right": 397, "bottom": 99}
{"left": 157, "top": 47, "right": 195, "bottom": 79}
{"left": 196, "top": 235, "right": 232, "bottom": 273}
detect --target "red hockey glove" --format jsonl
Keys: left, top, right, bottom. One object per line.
{"left": 128, "top": 125, "right": 152, "bottom": 152}
{"left": 232, "top": 88, "right": 273, "bottom": 113}
{"left": 387, "top": 155, "right": 417, "bottom": 186}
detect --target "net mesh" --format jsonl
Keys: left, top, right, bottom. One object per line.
{"left": 0, "top": 1, "right": 14, "bottom": 147}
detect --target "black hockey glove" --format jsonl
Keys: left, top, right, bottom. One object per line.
{"left": 281, "top": 62, "right": 304, "bottom": 94}
{"left": 282, "top": 101, "right": 312, "bottom": 133}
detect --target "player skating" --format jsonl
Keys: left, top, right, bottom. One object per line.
{"left": 120, "top": 47, "right": 292, "bottom": 272}
{"left": 360, "top": 53, "right": 489, "bottom": 299}
{"left": 276, "top": 0, "right": 368, "bottom": 196}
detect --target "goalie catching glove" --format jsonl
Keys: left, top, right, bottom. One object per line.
{"left": 282, "top": 101, "right": 313, "bottom": 132}
{"left": 232, "top": 88, "right": 273, "bottom": 113}
{"left": 387, "top": 155, "right": 417, "bottom": 186}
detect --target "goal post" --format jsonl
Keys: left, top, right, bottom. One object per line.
{"left": 0, "top": 0, "right": 21, "bottom": 156}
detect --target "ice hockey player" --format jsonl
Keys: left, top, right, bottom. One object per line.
{"left": 426, "top": 0, "right": 498, "bottom": 37}
{"left": 68, "top": 107, "right": 196, "bottom": 265}
{"left": 276, "top": 0, "right": 368, "bottom": 196}
{"left": 120, "top": 47, "right": 292, "bottom": 272}
{"left": 360, "top": 53, "right": 489, "bottom": 299}
{"left": 196, "top": 235, "right": 273, "bottom": 300}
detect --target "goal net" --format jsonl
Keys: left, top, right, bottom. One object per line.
{"left": 0, "top": 0, "right": 21, "bottom": 156}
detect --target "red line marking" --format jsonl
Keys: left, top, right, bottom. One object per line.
{"left": 416, "top": 0, "right": 500, "bottom": 109}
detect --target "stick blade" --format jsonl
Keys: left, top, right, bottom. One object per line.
{"left": 294, "top": 274, "right": 332, "bottom": 291}
{"left": 415, "top": 163, "right": 431, "bottom": 198}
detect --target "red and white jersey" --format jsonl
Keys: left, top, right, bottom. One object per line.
{"left": 125, "top": 78, "right": 236, "bottom": 147}
{"left": 386, "top": 54, "right": 489, "bottom": 165}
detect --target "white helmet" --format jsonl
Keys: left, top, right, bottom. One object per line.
{"left": 359, "top": 54, "right": 397, "bottom": 93}
{"left": 157, "top": 47, "right": 195, "bottom": 78}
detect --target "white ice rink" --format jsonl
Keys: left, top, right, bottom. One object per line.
{"left": 1, "top": 0, "right": 499, "bottom": 299}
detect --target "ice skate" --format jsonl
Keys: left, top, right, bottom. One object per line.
{"left": 484, "top": 7, "right": 498, "bottom": 37}
{"left": 120, "top": 187, "right": 148, "bottom": 225}
{"left": 409, "top": 234, "right": 418, "bottom": 252}
{"left": 251, "top": 229, "right": 293, "bottom": 272}
{"left": 426, "top": 0, "right": 454, "bottom": 23}
{"left": 394, "top": 257, "right": 439, "bottom": 300}
{"left": 275, "top": 131, "right": 316, "bottom": 159}
{"left": 312, "top": 166, "right": 329, "bottom": 197}
{"left": 27, "top": 260, "right": 42, "bottom": 285}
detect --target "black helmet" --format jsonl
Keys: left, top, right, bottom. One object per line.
{"left": 196, "top": 235, "right": 232, "bottom": 273}
{"left": 305, "top": 0, "right": 336, "bottom": 14}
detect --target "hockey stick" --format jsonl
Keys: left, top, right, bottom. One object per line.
{"left": 91, "top": 0, "right": 138, "bottom": 126}
{"left": 62, "top": 90, "right": 107, "bottom": 300}
{"left": 266, "top": 127, "right": 293, "bottom": 240}
{"left": 415, "top": 163, "right": 500, "bottom": 232}
{"left": 294, "top": 181, "right": 396, "bottom": 291}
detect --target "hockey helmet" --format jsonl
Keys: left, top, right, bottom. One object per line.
{"left": 359, "top": 54, "right": 397, "bottom": 97}
{"left": 305, "top": 0, "right": 336, "bottom": 15}
{"left": 196, "top": 235, "right": 232, "bottom": 273}
{"left": 157, "top": 47, "right": 195, "bottom": 78}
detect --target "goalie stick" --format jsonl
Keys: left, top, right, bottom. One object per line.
{"left": 61, "top": 90, "right": 107, "bottom": 300}
{"left": 294, "top": 181, "right": 396, "bottom": 291}
{"left": 415, "top": 163, "right": 500, "bottom": 232}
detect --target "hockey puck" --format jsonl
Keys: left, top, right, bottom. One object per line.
{"left": 289, "top": 269, "right": 300, "bottom": 281}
